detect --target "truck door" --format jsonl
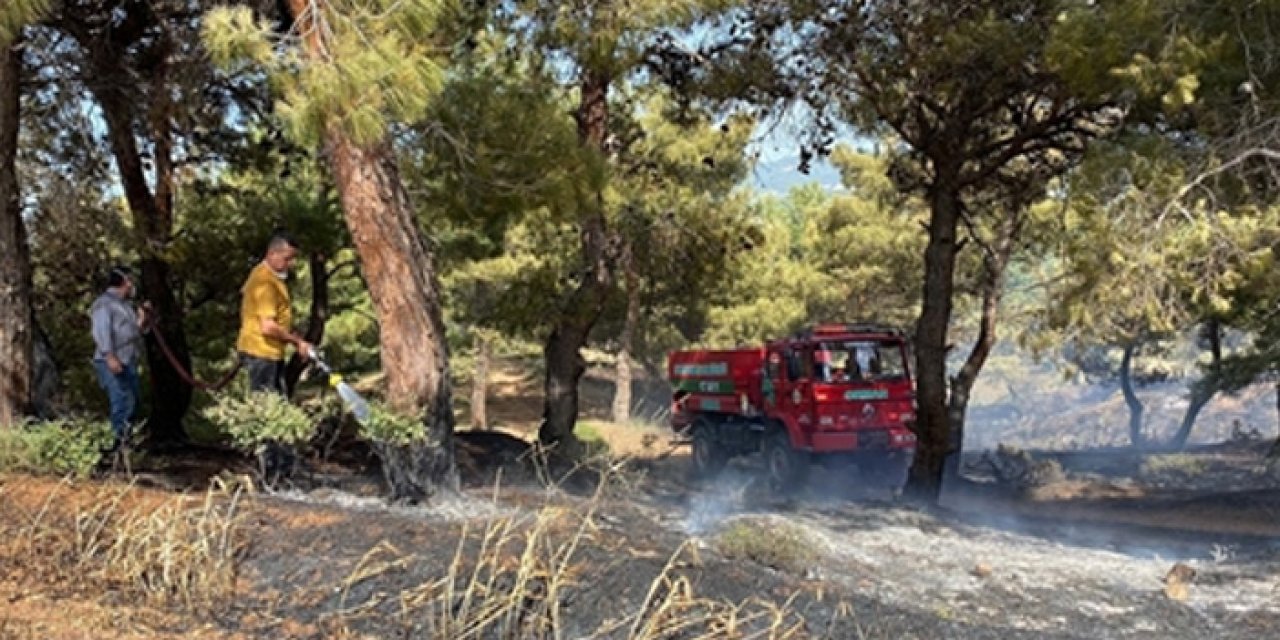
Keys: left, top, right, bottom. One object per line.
{"left": 780, "top": 347, "right": 815, "bottom": 443}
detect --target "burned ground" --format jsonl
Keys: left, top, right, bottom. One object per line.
{"left": 2, "top": 434, "right": 1279, "bottom": 639}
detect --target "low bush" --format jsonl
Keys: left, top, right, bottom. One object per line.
{"left": 1140, "top": 454, "right": 1207, "bottom": 478}
{"left": 359, "top": 402, "right": 425, "bottom": 446}
{"left": 357, "top": 402, "right": 456, "bottom": 502}
{"left": 0, "top": 418, "right": 114, "bottom": 478}
{"left": 715, "top": 518, "right": 817, "bottom": 575}
{"left": 200, "top": 388, "right": 315, "bottom": 450}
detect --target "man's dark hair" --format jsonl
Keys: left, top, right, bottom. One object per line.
{"left": 266, "top": 230, "right": 299, "bottom": 253}
{"left": 107, "top": 266, "right": 133, "bottom": 288}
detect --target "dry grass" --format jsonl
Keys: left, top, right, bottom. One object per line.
{"left": 603, "top": 540, "right": 810, "bottom": 639}
{"left": 323, "top": 469, "right": 825, "bottom": 639}
{"left": 0, "top": 475, "right": 249, "bottom": 613}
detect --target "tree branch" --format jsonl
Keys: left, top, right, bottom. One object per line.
{"left": 1161, "top": 147, "right": 1280, "bottom": 220}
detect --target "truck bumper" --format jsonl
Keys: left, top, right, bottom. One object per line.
{"left": 810, "top": 430, "right": 916, "bottom": 453}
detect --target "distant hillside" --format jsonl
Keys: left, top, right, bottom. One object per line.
{"left": 966, "top": 368, "right": 1278, "bottom": 451}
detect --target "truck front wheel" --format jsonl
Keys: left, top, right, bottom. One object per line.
{"left": 763, "top": 430, "right": 808, "bottom": 493}
{"left": 690, "top": 421, "right": 728, "bottom": 480}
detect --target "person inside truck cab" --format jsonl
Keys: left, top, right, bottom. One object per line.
{"left": 814, "top": 347, "right": 835, "bottom": 382}
{"left": 850, "top": 344, "right": 877, "bottom": 381}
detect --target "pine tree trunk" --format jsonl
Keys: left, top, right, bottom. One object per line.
{"left": 943, "top": 207, "right": 1017, "bottom": 483}
{"left": 539, "top": 70, "right": 613, "bottom": 449}
{"left": 287, "top": 0, "right": 458, "bottom": 501}
{"left": 1171, "top": 390, "right": 1213, "bottom": 451}
{"left": 284, "top": 251, "right": 330, "bottom": 397}
{"left": 1119, "top": 341, "right": 1145, "bottom": 447}
{"left": 612, "top": 244, "right": 639, "bottom": 424}
{"left": 86, "top": 32, "right": 192, "bottom": 444}
{"left": 324, "top": 134, "right": 458, "bottom": 500}
{"left": 1269, "top": 380, "right": 1280, "bottom": 459}
{"left": 904, "top": 181, "right": 962, "bottom": 503}
{"left": 0, "top": 35, "right": 33, "bottom": 427}
{"left": 31, "top": 323, "right": 57, "bottom": 418}
{"left": 471, "top": 335, "right": 489, "bottom": 430}
{"left": 1171, "top": 321, "right": 1222, "bottom": 449}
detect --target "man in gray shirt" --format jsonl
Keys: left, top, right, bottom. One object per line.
{"left": 90, "top": 266, "right": 149, "bottom": 449}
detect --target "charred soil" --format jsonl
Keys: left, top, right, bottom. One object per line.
{"left": 2, "top": 430, "right": 1280, "bottom": 639}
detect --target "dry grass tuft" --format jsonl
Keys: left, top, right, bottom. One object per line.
{"left": 0, "top": 476, "right": 250, "bottom": 613}
{"left": 605, "top": 540, "right": 810, "bottom": 639}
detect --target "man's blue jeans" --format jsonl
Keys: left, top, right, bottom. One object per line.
{"left": 93, "top": 360, "right": 140, "bottom": 443}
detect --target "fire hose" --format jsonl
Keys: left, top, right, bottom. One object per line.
{"left": 141, "top": 307, "right": 370, "bottom": 421}
{"left": 144, "top": 313, "right": 243, "bottom": 393}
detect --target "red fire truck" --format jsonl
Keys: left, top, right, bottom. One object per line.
{"left": 668, "top": 323, "right": 916, "bottom": 490}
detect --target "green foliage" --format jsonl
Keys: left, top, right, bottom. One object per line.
{"left": 715, "top": 518, "right": 816, "bottom": 575}
{"left": 203, "top": 2, "right": 449, "bottom": 147}
{"left": 359, "top": 402, "right": 426, "bottom": 446}
{"left": 514, "top": 0, "right": 743, "bottom": 79}
{"left": 407, "top": 57, "right": 590, "bottom": 259}
{"left": 571, "top": 421, "right": 611, "bottom": 457}
{"left": 28, "top": 184, "right": 136, "bottom": 413}
{"left": 0, "top": 0, "right": 51, "bottom": 44}
{"left": 201, "top": 388, "right": 315, "bottom": 450}
{"left": 702, "top": 147, "right": 924, "bottom": 345}
{"left": 1139, "top": 453, "right": 1207, "bottom": 478}
{"left": 0, "top": 418, "right": 114, "bottom": 478}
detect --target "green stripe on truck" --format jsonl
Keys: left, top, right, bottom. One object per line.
{"left": 672, "top": 362, "right": 729, "bottom": 377}
{"left": 675, "top": 380, "right": 737, "bottom": 393}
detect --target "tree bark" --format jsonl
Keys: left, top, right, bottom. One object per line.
{"left": 0, "top": 34, "right": 33, "bottom": 427}
{"left": 1171, "top": 388, "right": 1214, "bottom": 450}
{"left": 286, "top": 0, "right": 457, "bottom": 501}
{"left": 944, "top": 207, "right": 1017, "bottom": 483}
{"left": 612, "top": 242, "right": 640, "bottom": 424}
{"left": 1119, "top": 341, "right": 1145, "bottom": 447}
{"left": 83, "top": 30, "right": 193, "bottom": 444}
{"left": 539, "top": 69, "right": 614, "bottom": 449}
{"left": 1269, "top": 379, "right": 1280, "bottom": 459}
{"left": 325, "top": 135, "right": 458, "bottom": 500}
{"left": 471, "top": 334, "right": 489, "bottom": 430}
{"left": 904, "top": 181, "right": 962, "bottom": 503}
{"left": 1171, "top": 320, "right": 1222, "bottom": 449}
{"left": 284, "top": 251, "right": 330, "bottom": 397}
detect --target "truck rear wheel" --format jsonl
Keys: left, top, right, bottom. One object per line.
{"left": 690, "top": 421, "right": 728, "bottom": 480}
{"left": 763, "top": 430, "right": 808, "bottom": 493}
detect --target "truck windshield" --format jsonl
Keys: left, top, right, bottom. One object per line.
{"left": 812, "top": 341, "right": 907, "bottom": 382}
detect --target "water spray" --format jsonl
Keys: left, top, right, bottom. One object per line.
{"left": 306, "top": 347, "right": 370, "bottom": 423}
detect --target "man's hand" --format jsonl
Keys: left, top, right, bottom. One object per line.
{"left": 136, "top": 301, "right": 153, "bottom": 329}
{"left": 297, "top": 340, "right": 314, "bottom": 362}
{"left": 105, "top": 353, "right": 123, "bottom": 375}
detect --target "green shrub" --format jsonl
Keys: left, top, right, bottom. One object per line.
{"left": 1140, "top": 454, "right": 1207, "bottom": 478}
{"left": 359, "top": 403, "right": 424, "bottom": 446}
{"left": 571, "top": 421, "right": 612, "bottom": 458}
{"left": 200, "top": 389, "right": 314, "bottom": 450}
{"left": 0, "top": 418, "right": 114, "bottom": 478}
{"left": 715, "top": 518, "right": 817, "bottom": 575}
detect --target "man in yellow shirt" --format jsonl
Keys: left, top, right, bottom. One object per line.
{"left": 237, "top": 232, "right": 312, "bottom": 394}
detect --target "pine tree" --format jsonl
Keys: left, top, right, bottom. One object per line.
{"left": 205, "top": 0, "right": 459, "bottom": 500}
{"left": 0, "top": 30, "right": 31, "bottom": 426}
{"left": 505, "top": 0, "right": 743, "bottom": 450}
